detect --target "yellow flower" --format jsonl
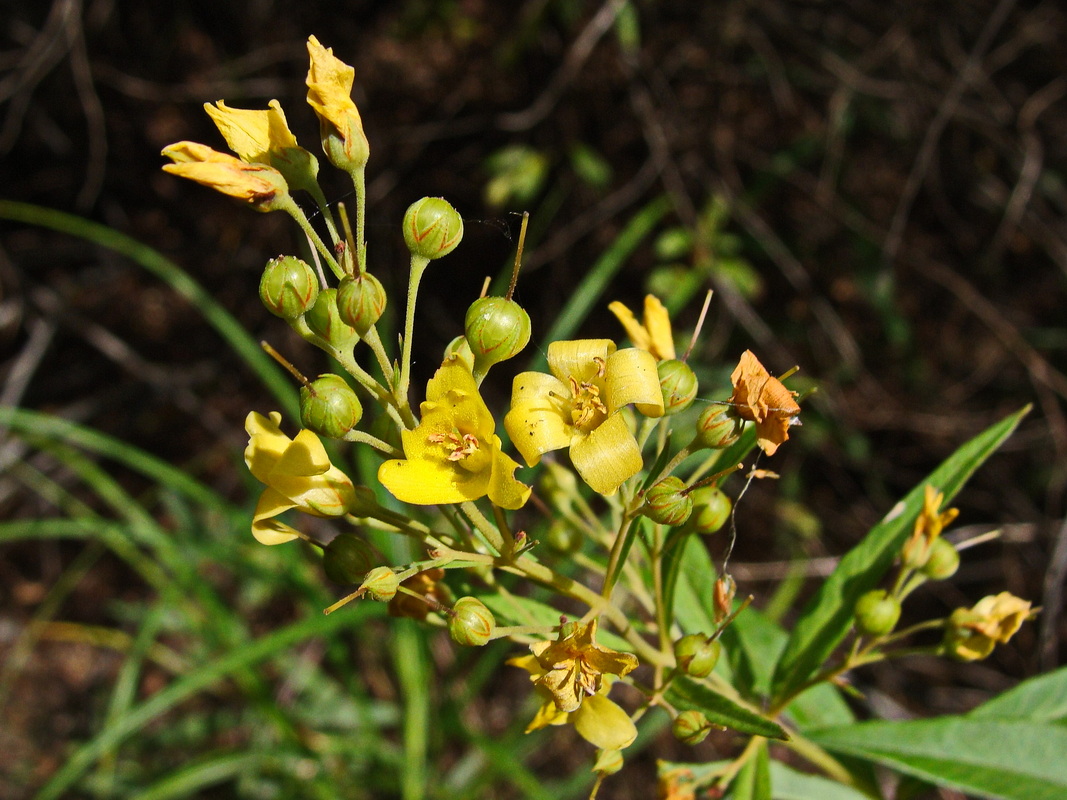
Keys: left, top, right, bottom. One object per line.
{"left": 244, "top": 411, "right": 358, "bottom": 544}
{"left": 728, "top": 350, "right": 800, "bottom": 456}
{"left": 508, "top": 620, "right": 639, "bottom": 751}
{"left": 504, "top": 340, "right": 663, "bottom": 495}
{"left": 306, "top": 36, "right": 370, "bottom": 170}
{"left": 162, "top": 141, "right": 290, "bottom": 211}
{"left": 608, "top": 294, "right": 676, "bottom": 360}
{"left": 902, "top": 485, "right": 959, "bottom": 567}
{"left": 203, "top": 100, "right": 320, "bottom": 194}
{"left": 378, "top": 356, "right": 530, "bottom": 509}
{"left": 943, "top": 591, "right": 1034, "bottom": 661}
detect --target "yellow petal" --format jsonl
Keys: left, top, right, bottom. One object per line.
{"left": 505, "top": 372, "right": 573, "bottom": 466}
{"left": 641, "top": 294, "right": 676, "bottom": 360}
{"left": 607, "top": 301, "right": 650, "bottom": 351}
{"left": 546, "top": 339, "right": 615, "bottom": 385}
{"left": 572, "top": 695, "right": 638, "bottom": 750}
{"left": 251, "top": 487, "right": 301, "bottom": 545}
{"left": 244, "top": 411, "right": 290, "bottom": 483}
{"left": 569, "top": 414, "right": 642, "bottom": 495}
{"left": 378, "top": 453, "right": 489, "bottom": 505}
{"left": 605, "top": 348, "right": 664, "bottom": 417}
{"left": 487, "top": 438, "right": 532, "bottom": 510}
{"left": 162, "top": 142, "right": 287, "bottom": 207}
{"left": 306, "top": 35, "right": 361, "bottom": 133}
{"left": 205, "top": 100, "right": 277, "bottom": 163}
{"left": 274, "top": 429, "right": 333, "bottom": 477}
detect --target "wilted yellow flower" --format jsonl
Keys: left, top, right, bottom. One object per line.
{"left": 728, "top": 350, "right": 800, "bottom": 456}
{"left": 505, "top": 340, "right": 663, "bottom": 495}
{"left": 244, "top": 411, "right": 358, "bottom": 544}
{"left": 204, "top": 100, "right": 319, "bottom": 194}
{"left": 162, "top": 141, "right": 290, "bottom": 211}
{"left": 508, "top": 621, "right": 639, "bottom": 751}
{"left": 378, "top": 356, "right": 530, "bottom": 509}
{"left": 943, "top": 591, "right": 1034, "bottom": 661}
{"left": 902, "top": 485, "right": 959, "bottom": 568}
{"left": 306, "top": 35, "right": 370, "bottom": 170}
{"left": 608, "top": 294, "right": 676, "bottom": 360}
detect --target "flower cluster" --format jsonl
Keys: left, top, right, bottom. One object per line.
{"left": 162, "top": 35, "right": 1035, "bottom": 796}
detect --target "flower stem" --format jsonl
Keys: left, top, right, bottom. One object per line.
{"left": 398, "top": 254, "right": 430, "bottom": 411}
{"left": 278, "top": 196, "right": 342, "bottom": 279}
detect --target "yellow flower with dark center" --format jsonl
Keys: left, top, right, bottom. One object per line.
{"left": 162, "top": 141, "right": 290, "bottom": 211}
{"left": 608, "top": 294, "right": 676, "bottom": 360}
{"left": 728, "top": 350, "right": 800, "bottom": 456}
{"left": 943, "top": 591, "right": 1034, "bottom": 661}
{"left": 504, "top": 340, "right": 664, "bottom": 495}
{"left": 306, "top": 36, "right": 370, "bottom": 170}
{"left": 203, "top": 100, "right": 320, "bottom": 194}
{"left": 244, "top": 411, "right": 358, "bottom": 545}
{"left": 378, "top": 356, "right": 530, "bottom": 509}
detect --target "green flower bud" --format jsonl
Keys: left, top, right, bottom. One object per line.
{"left": 336, "top": 273, "right": 387, "bottom": 335}
{"left": 449, "top": 596, "right": 496, "bottom": 646}
{"left": 854, "top": 590, "right": 901, "bottom": 637}
{"left": 322, "top": 533, "right": 376, "bottom": 584}
{"left": 921, "top": 537, "right": 960, "bottom": 580}
{"left": 673, "top": 710, "right": 711, "bottom": 745}
{"left": 658, "top": 359, "right": 698, "bottom": 415}
{"left": 300, "top": 374, "right": 363, "bottom": 438}
{"left": 359, "top": 566, "right": 399, "bottom": 602}
{"left": 260, "top": 255, "right": 319, "bottom": 319}
{"left": 464, "top": 296, "right": 531, "bottom": 372}
{"left": 305, "top": 288, "right": 358, "bottom": 347}
{"left": 674, "top": 634, "right": 721, "bottom": 678}
{"left": 692, "top": 406, "right": 743, "bottom": 450}
{"left": 688, "top": 486, "right": 732, "bottom": 535}
{"left": 643, "top": 476, "right": 693, "bottom": 526}
{"left": 545, "top": 520, "right": 582, "bottom": 554}
{"left": 592, "top": 748, "right": 624, "bottom": 775}
{"left": 444, "top": 335, "right": 475, "bottom": 370}
{"left": 403, "top": 197, "right": 463, "bottom": 260}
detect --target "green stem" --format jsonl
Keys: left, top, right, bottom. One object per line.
{"left": 347, "top": 164, "right": 367, "bottom": 272}
{"left": 460, "top": 501, "right": 505, "bottom": 554}
{"left": 341, "top": 428, "right": 401, "bottom": 456}
{"left": 398, "top": 254, "right": 431, "bottom": 408}
{"left": 278, "top": 196, "right": 342, "bottom": 279}
{"left": 305, "top": 182, "right": 341, "bottom": 250}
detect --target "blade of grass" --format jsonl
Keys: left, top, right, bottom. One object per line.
{"left": 0, "top": 199, "right": 297, "bottom": 418}
{"left": 392, "top": 620, "right": 430, "bottom": 800}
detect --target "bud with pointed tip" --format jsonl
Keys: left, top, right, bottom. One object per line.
{"left": 673, "top": 710, "right": 712, "bottom": 745}
{"left": 403, "top": 197, "right": 463, "bottom": 260}
{"left": 692, "top": 406, "right": 743, "bottom": 450}
{"left": 336, "top": 273, "right": 386, "bottom": 335}
{"left": 449, "top": 596, "right": 496, "bottom": 646}
{"left": 305, "top": 287, "right": 358, "bottom": 347}
{"left": 359, "top": 566, "right": 399, "bottom": 602}
{"left": 260, "top": 255, "right": 319, "bottom": 319}
{"left": 300, "top": 374, "right": 363, "bottom": 438}
{"left": 674, "top": 634, "right": 722, "bottom": 678}
{"left": 465, "top": 296, "right": 531, "bottom": 373}
{"left": 658, "top": 359, "right": 698, "bottom": 415}
{"left": 643, "top": 476, "right": 693, "bottom": 526}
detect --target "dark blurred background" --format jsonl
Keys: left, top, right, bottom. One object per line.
{"left": 2, "top": 0, "right": 1066, "bottom": 794}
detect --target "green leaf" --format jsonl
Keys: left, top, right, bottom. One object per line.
{"left": 807, "top": 718, "right": 1067, "bottom": 800}
{"left": 970, "top": 666, "right": 1067, "bottom": 722}
{"left": 770, "top": 407, "right": 1030, "bottom": 703}
{"left": 665, "top": 677, "right": 788, "bottom": 740}
{"left": 479, "top": 592, "right": 630, "bottom": 651}
{"left": 732, "top": 738, "right": 771, "bottom": 800}
{"left": 767, "top": 761, "right": 875, "bottom": 800}
{"left": 669, "top": 533, "right": 717, "bottom": 634}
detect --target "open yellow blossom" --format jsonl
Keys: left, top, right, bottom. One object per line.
{"left": 162, "top": 141, "right": 290, "bottom": 211}
{"left": 728, "top": 349, "right": 800, "bottom": 456}
{"left": 204, "top": 100, "right": 319, "bottom": 194}
{"left": 504, "top": 339, "right": 663, "bottom": 495}
{"left": 378, "top": 356, "right": 530, "bottom": 509}
{"left": 528, "top": 619, "right": 639, "bottom": 712}
{"left": 943, "top": 591, "right": 1034, "bottom": 661}
{"left": 306, "top": 35, "right": 370, "bottom": 170}
{"left": 244, "top": 411, "right": 358, "bottom": 544}
{"left": 508, "top": 654, "right": 638, "bottom": 751}
{"left": 902, "top": 485, "right": 959, "bottom": 566}
{"left": 608, "top": 294, "right": 676, "bottom": 360}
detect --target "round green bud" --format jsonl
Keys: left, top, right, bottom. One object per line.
{"left": 300, "top": 374, "right": 363, "bottom": 438}
{"left": 673, "top": 709, "right": 711, "bottom": 745}
{"left": 921, "top": 537, "right": 960, "bottom": 580}
{"left": 465, "top": 296, "right": 532, "bottom": 370}
{"left": 674, "top": 634, "right": 722, "bottom": 678}
{"left": 402, "top": 197, "right": 463, "bottom": 260}
{"left": 545, "top": 520, "right": 582, "bottom": 555}
{"left": 260, "top": 255, "right": 319, "bottom": 319}
{"left": 305, "top": 288, "right": 358, "bottom": 347}
{"left": 359, "top": 566, "right": 399, "bottom": 602}
{"left": 658, "top": 359, "right": 699, "bottom": 415}
{"left": 643, "top": 476, "right": 693, "bottom": 526}
{"left": 449, "top": 596, "right": 496, "bottom": 646}
{"left": 592, "top": 747, "right": 624, "bottom": 775}
{"left": 688, "top": 486, "right": 732, "bottom": 535}
{"left": 322, "top": 533, "right": 376, "bottom": 584}
{"left": 336, "top": 273, "right": 387, "bottom": 335}
{"left": 854, "top": 590, "right": 901, "bottom": 637}
{"left": 692, "top": 406, "right": 743, "bottom": 450}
